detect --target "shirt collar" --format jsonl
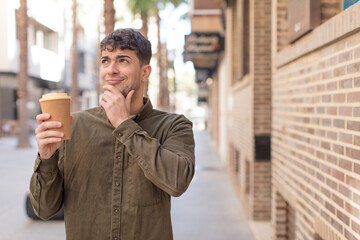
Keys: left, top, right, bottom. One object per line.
{"left": 132, "top": 97, "right": 153, "bottom": 122}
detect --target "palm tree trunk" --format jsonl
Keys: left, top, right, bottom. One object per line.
{"left": 140, "top": 11, "right": 149, "bottom": 97}
{"left": 140, "top": 12, "right": 148, "bottom": 39}
{"left": 71, "top": 0, "right": 80, "bottom": 112}
{"left": 17, "top": 0, "right": 31, "bottom": 148}
{"left": 95, "top": 18, "right": 101, "bottom": 103}
{"left": 156, "top": 7, "right": 169, "bottom": 111}
{"left": 104, "top": 0, "right": 115, "bottom": 35}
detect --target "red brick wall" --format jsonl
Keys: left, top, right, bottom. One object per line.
{"left": 254, "top": 0, "right": 272, "bottom": 135}
{"left": 227, "top": 0, "right": 272, "bottom": 221}
{"left": 272, "top": 10, "right": 360, "bottom": 239}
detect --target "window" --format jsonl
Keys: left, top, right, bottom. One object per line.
{"left": 78, "top": 52, "right": 85, "bottom": 73}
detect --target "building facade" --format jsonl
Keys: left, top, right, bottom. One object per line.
{"left": 272, "top": 1, "right": 360, "bottom": 239}
{"left": 186, "top": 0, "right": 360, "bottom": 239}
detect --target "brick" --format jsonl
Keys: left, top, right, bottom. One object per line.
{"left": 333, "top": 144, "right": 344, "bottom": 155}
{"left": 354, "top": 77, "right": 360, "bottom": 87}
{"left": 317, "top": 107, "right": 325, "bottom": 114}
{"left": 334, "top": 66, "right": 346, "bottom": 77}
{"left": 347, "top": 121, "right": 360, "bottom": 131}
{"left": 345, "top": 229, "right": 357, "bottom": 240}
{"left": 347, "top": 62, "right": 360, "bottom": 74}
{"left": 323, "top": 118, "right": 332, "bottom": 127}
{"left": 322, "top": 70, "right": 333, "bottom": 80}
{"left": 322, "top": 94, "right": 331, "bottom": 102}
{"left": 355, "top": 136, "right": 360, "bottom": 146}
{"left": 339, "top": 78, "right": 353, "bottom": 88}
{"left": 354, "top": 163, "right": 360, "bottom": 174}
{"left": 354, "top": 192, "right": 360, "bottom": 205}
{"left": 334, "top": 94, "right": 345, "bottom": 103}
{"left": 331, "top": 168, "right": 344, "bottom": 181}
{"left": 339, "top": 158, "right": 352, "bottom": 171}
{"left": 326, "top": 153, "right": 337, "bottom": 165}
{"left": 321, "top": 186, "right": 330, "bottom": 198}
{"left": 340, "top": 133, "right": 353, "bottom": 144}
{"left": 333, "top": 119, "right": 344, "bottom": 128}
{"left": 332, "top": 193, "right": 344, "bottom": 208}
{"left": 345, "top": 202, "right": 359, "bottom": 217}
{"left": 327, "top": 56, "right": 338, "bottom": 66}
{"left": 327, "top": 81, "right": 337, "bottom": 91}
{"left": 355, "top": 46, "right": 360, "bottom": 59}
{"left": 331, "top": 217, "right": 343, "bottom": 233}
{"left": 339, "top": 184, "right": 352, "bottom": 198}
{"left": 346, "top": 175, "right": 360, "bottom": 189}
{"left": 325, "top": 201, "right": 335, "bottom": 214}
{"left": 327, "top": 107, "right": 337, "bottom": 115}
{"left": 352, "top": 220, "right": 360, "bottom": 235}
{"left": 345, "top": 147, "right": 360, "bottom": 160}
{"left": 327, "top": 178, "right": 338, "bottom": 191}
{"left": 339, "top": 50, "right": 353, "bottom": 63}
{"left": 339, "top": 106, "right": 352, "bottom": 116}
{"left": 347, "top": 92, "right": 360, "bottom": 102}
{"left": 354, "top": 107, "right": 360, "bottom": 117}
{"left": 336, "top": 210, "right": 350, "bottom": 225}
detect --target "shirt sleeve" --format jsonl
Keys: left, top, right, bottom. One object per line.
{"left": 29, "top": 149, "right": 64, "bottom": 220}
{"left": 113, "top": 115, "right": 195, "bottom": 197}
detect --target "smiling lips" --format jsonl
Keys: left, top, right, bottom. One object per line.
{"left": 106, "top": 77, "right": 126, "bottom": 85}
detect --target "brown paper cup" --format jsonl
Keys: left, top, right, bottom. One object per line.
{"left": 39, "top": 93, "right": 71, "bottom": 140}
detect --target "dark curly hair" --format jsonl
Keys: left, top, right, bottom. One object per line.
{"left": 100, "top": 28, "right": 152, "bottom": 66}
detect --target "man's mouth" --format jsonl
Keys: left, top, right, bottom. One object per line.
{"left": 106, "top": 78, "right": 126, "bottom": 85}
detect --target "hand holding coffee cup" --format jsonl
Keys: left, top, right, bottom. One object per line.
{"left": 35, "top": 93, "right": 71, "bottom": 159}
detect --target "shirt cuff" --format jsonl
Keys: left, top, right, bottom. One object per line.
{"left": 34, "top": 150, "right": 59, "bottom": 173}
{"left": 112, "top": 118, "right": 142, "bottom": 142}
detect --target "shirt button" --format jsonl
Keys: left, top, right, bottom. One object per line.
{"left": 115, "top": 182, "right": 120, "bottom": 187}
{"left": 113, "top": 237, "right": 118, "bottom": 240}
{"left": 114, "top": 208, "right": 119, "bottom": 213}
{"left": 118, "top": 133, "right": 123, "bottom": 137}
{"left": 116, "top": 156, "right": 121, "bottom": 159}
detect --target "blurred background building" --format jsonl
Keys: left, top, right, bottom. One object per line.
{"left": 0, "top": 0, "right": 98, "bottom": 135}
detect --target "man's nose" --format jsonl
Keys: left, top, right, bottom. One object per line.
{"left": 108, "top": 62, "right": 120, "bottom": 74}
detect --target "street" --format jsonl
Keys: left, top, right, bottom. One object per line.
{"left": 0, "top": 130, "right": 254, "bottom": 240}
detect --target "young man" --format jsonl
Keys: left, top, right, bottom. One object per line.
{"left": 30, "top": 28, "right": 195, "bottom": 240}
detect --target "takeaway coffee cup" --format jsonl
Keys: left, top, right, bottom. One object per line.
{"left": 39, "top": 93, "right": 71, "bottom": 140}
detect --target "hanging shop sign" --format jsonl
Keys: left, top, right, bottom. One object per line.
{"left": 183, "top": 32, "right": 224, "bottom": 62}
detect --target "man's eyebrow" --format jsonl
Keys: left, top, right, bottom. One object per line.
{"left": 100, "top": 55, "right": 131, "bottom": 60}
{"left": 115, "top": 55, "right": 131, "bottom": 59}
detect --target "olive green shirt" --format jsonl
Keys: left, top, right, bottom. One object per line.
{"left": 29, "top": 98, "right": 195, "bottom": 240}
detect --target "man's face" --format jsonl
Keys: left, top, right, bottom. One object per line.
{"left": 100, "top": 48, "right": 144, "bottom": 97}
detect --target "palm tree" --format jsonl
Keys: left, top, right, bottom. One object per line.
{"left": 16, "top": 0, "right": 31, "bottom": 148}
{"left": 104, "top": 0, "right": 115, "bottom": 35}
{"left": 127, "top": 0, "right": 185, "bottom": 105}
{"left": 70, "top": 0, "right": 80, "bottom": 112}
{"left": 127, "top": 0, "right": 157, "bottom": 97}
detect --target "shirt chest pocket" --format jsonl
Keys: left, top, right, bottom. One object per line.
{"left": 126, "top": 157, "right": 162, "bottom": 207}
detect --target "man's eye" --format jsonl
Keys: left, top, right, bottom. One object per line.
{"left": 120, "top": 59, "right": 129, "bottom": 63}
{"left": 101, "top": 60, "right": 109, "bottom": 64}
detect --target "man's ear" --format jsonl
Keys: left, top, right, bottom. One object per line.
{"left": 141, "top": 65, "right": 152, "bottom": 82}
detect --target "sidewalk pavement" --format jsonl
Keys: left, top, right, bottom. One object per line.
{"left": 0, "top": 130, "right": 255, "bottom": 240}
{"left": 171, "top": 130, "right": 255, "bottom": 240}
